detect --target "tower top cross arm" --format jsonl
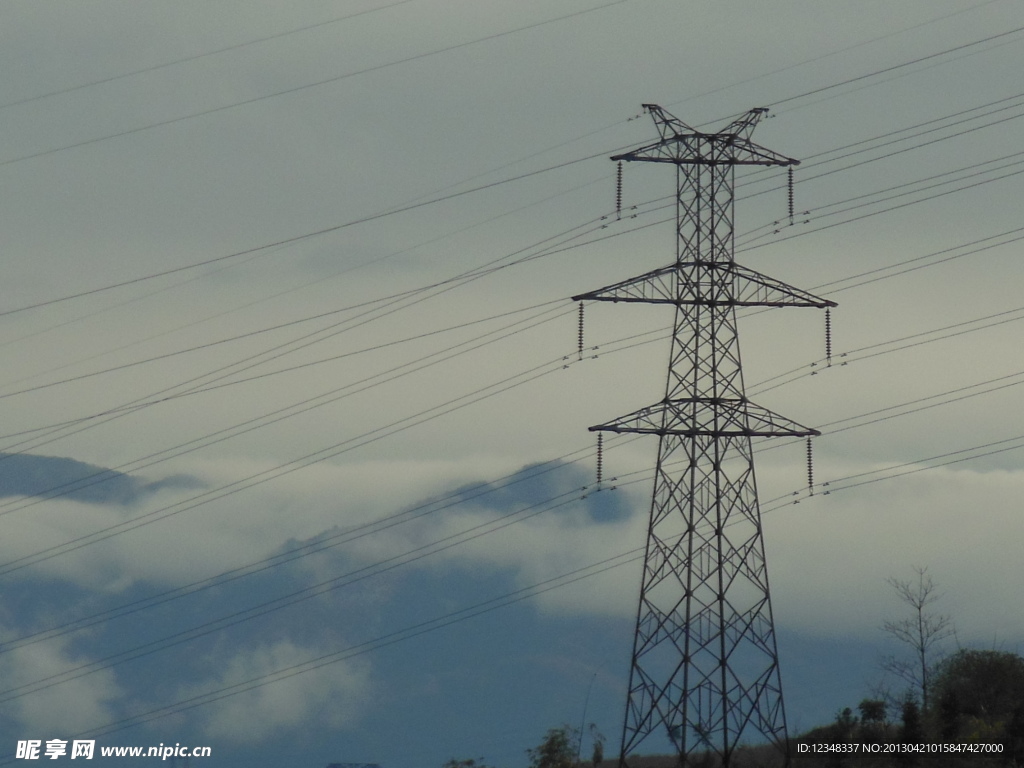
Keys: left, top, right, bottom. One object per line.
{"left": 611, "top": 104, "right": 799, "bottom": 167}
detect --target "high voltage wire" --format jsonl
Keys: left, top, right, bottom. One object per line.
{"left": 2, "top": 6, "right": 1024, "bottom": 749}
{"left": 0, "top": 153, "right": 606, "bottom": 321}
{"left": 0, "top": 446, "right": 682, "bottom": 702}
{"left": 4, "top": 187, "right": 1019, "bottom": 561}
{"left": 2, "top": 302, "right": 1019, "bottom": 675}
{"left": 738, "top": 153, "right": 1024, "bottom": 248}
{"left": 770, "top": 23, "right": 1024, "bottom": 109}
{"left": 0, "top": 437, "right": 619, "bottom": 655}
{"left": 2, "top": 157, "right": 1015, "bottom": 577}
{"left": 3, "top": 417, "right": 1018, "bottom": 731}
{"left": 0, "top": 340, "right": 583, "bottom": 576}
{"left": 608, "top": 142, "right": 1024, "bottom": 259}
{"left": 2, "top": 4, "right": 1015, "bottom": 602}
{"left": 0, "top": 200, "right": 612, "bottom": 453}
{"left": 0, "top": 0, "right": 424, "bottom": 113}
{"left": 369, "top": 0, "right": 1014, "bottom": 215}
{"left": 0, "top": 216, "right": 610, "bottom": 470}
{"left": 741, "top": 141, "right": 1024, "bottom": 243}
{"left": 0, "top": 197, "right": 635, "bottom": 520}
{"left": 0, "top": 306, "right": 575, "bottom": 524}
{"left": 0, "top": 307, "right": 572, "bottom": 519}
{"left": 743, "top": 166, "right": 1024, "bottom": 253}
{"left": 0, "top": 177, "right": 971, "bottom": 449}
{"left": 751, "top": 300, "right": 1024, "bottom": 398}
{"left": 663, "top": 0, "right": 1006, "bottom": 117}
{"left": 0, "top": 195, "right": 610, "bottom": 404}
{"left": 2, "top": 286, "right": 1015, "bottom": 708}
{"left": 0, "top": 482, "right": 601, "bottom": 702}
{"left": 0, "top": 453, "right": 741, "bottom": 704}
{"left": 0, "top": 298, "right": 566, "bottom": 403}
{"left": 0, "top": 0, "right": 628, "bottom": 171}
{"left": 0, "top": 172, "right": 606, "bottom": 390}
{"left": 11, "top": 547, "right": 644, "bottom": 751}
{"left": 1, "top": 23, "right": 1020, "bottom": 326}
{"left": 753, "top": 90, "right": 1024, "bottom": 187}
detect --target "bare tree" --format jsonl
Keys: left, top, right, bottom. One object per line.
{"left": 881, "top": 566, "right": 954, "bottom": 713}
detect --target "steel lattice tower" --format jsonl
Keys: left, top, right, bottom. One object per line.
{"left": 573, "top": 106, "right": 835, "bottom": 767}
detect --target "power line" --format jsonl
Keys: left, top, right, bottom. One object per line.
{"left": 6, "top": 192, "right": 1015, "bottom": 548}
{"left": 0, "top": 481, "right": 602, "bottom": 702}
{"left": 29, "top": 547, "right": 643, "bottom": 749}
{"left": 3, "top": 25, "right": 1022, "bottom": 326}
{"left": 770, "top": 23, "right": 1024, "bottom": 109}
{"left": 0, "top": 155, "right": 606, "bottom": 321}
{"left": 13, "top": 413, "right": 1020, "bottom": 743}
{"left": 0, "top": 305, "right": 574, "bottom": 522}
{"left": 0, "top": 332, "right": 580, "bottom": 576}
{"left": 0, "top": 438, "right": 614, "bottom": 655}
{"left": 0, "top": 1, "right": 627, "bottom": 172}
{"left": 0, "top": 205, "right": 610, "bottom": 457}
{"left": 0, "top": 0, "right": 423, "bottom": 113}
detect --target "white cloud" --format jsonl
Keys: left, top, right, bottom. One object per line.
{"left": 768, "top": 462, "right": 1024, "bottom": 644}
{"left": 181, "top": 639, "right": 370, "bottom": 743}
{"left": 0, "top": 629, "right": 122, "bottom": 735}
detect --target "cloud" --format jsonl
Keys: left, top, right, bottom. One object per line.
{"left": 0, "top": 452, "right": 200, "bottom": 506}
{"left": 768, "top": 461, "right": 1024, "bottom": 643}
{"left": 0, "top": 627, "right": 122, "bottom": 735}
{"left": 181, "top": 639, "right": 370, "bottom": 743}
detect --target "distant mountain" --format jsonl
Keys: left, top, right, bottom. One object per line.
{"left": 0, "top": 452, "right": 201, "bottom": 505}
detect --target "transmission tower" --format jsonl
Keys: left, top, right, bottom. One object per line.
{"left": 573, "top": 105, "right": 835, "bottom": 767}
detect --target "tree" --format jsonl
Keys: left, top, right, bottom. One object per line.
{"left": 897, "top": 695, "right": 923, "bottom": 767}
{"left": 880, "top": 566, "right": 954, "bottom": 713}
{"left": 931, "top": 649, "right": 1024, "bottom": 746}
{"left": 527, "top": 725, "right": 579, "bottom": 768}
{"left": 857, "top": 698, "right": 886, "bottom": 725}
{"left": 899, "top": 694, "right": 922, "bottom": 743}
{"left": 588, "top": 723, "right": 605, "bottom": 767}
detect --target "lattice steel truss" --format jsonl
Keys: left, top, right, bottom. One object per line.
{"left": 573, "top": 106, "right": 835, "bottom": 767}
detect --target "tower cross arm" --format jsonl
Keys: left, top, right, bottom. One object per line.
{"left": 571, "top": 262, "right": 837, "bottom": 308}
{"left": 587, "top": 398, "right": 821, "bottom": 438}
{"left": 611, "top": 104, "right": 798, "bottom": 167}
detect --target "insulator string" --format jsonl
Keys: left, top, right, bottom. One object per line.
{"left": 596, "top": 432, "right": 604, "bottom": 485}
{"left": 787, "top": 166, "right": 794, "bottom": 226}
{"left": 615, "top": 161, "right": 623, "bottom": 220}
{"left": 806, "top": 436, "right": 814, "bottom": 496}
{"left": 825, "top": 307, "right": 832, "bottom": 367}
{"left": 577, "top": 302, "right": 584, "bottom": 361}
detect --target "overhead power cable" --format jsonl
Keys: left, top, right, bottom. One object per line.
{"left": 6, "top": 28, "right": 1024, "bottom": 589}
{"left": 10, "top": 288, "right": 1022, "bottom": 663}
{"left": 738, "top": 94, "right": 1024, "bottom": 209}
{"left": 0, "top": 305, "right": 573, "bottom": 522}
{"left": 0, "top": 333, "right": 583, "bottom": 577}
{"left": 0, "top": 459, "right": 662, "bottom": 704}
{"left": 0, "top": 436, "right": 624, "bottom": 656}
{"left": 0, "top": 153, "right": 606, "bottom": 321}
{"left": 2, "top": 22, "right": 1021, "bottom": 325}
{"left": 0, "top": 0, "right": 423, "bottom": 113}
{"left": 9, "top": 415, "right": 1020, "bottom": 742}
{"left": 16, "top": 547, "right": 642, "bottom": 749}
{"left": 0, "top": 480, "right": 605, "bottom": 703}
{"left": 0, "top": 204, "right": 611, "bottom": 459}
{"left": 770, "top": 23, "right": 1024, "bottom": 109}
{"left": 664, "top": 0, "right": 1006, "bottom": 116}
{"left": 0, "top": 1, "right": 627, "bottom": 172}
{"left": 0, "top": 298, "right": 565, "bottom": 403}
{"left": 4, "top": 186, "right": 1019, "bottom": 532}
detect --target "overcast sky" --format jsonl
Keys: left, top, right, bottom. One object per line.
{"left": 1, "top": 1, "right": 1023, "bottom": 766}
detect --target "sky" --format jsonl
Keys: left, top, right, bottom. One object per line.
{"left": 1, "top": 0, "right": 1024, "bottom": 765}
